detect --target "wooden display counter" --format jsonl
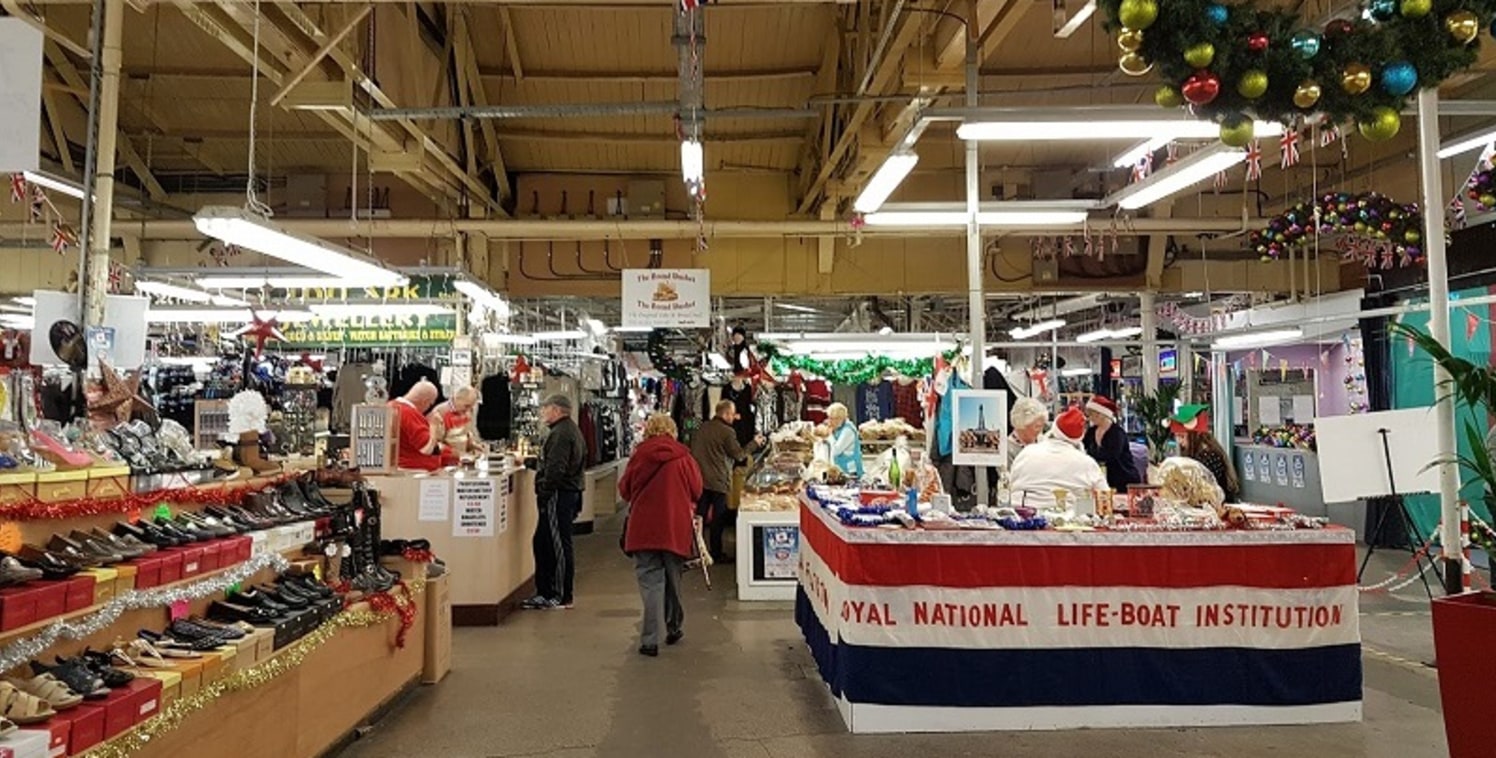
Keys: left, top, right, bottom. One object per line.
{"left": 374, "top": 467, "right": 537, "bottom": 626}
{"left": 578, "top": 460, "right": 623, "bottom": 532}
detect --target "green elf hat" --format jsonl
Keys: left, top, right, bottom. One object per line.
{"left": 1169, "top": 404, "right": 1211, "bottom": 435}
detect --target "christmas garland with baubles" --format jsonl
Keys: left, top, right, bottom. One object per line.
{"left": 1250, "top": 191, "right": 1426, "bottom": 266}
{"left": 1100, "top": 0, "right": 1496, "bottom": 145}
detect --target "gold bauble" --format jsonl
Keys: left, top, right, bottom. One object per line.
{"left": 1237, "top": 69, "right": 1269, "bottom": 100}
{"left": 1154, "top": 85, "right": 1183, "bottom": 108}
{"left": 1119, "top": 52, "right": 1154, "bottom": 77}
{"left": 1184, "top": 41, "right": 1216, "bottom": 68}
{"left": 1446, "top": 10, "right": 1480, "bottom": 44}
{"left": 1293, "top": 81, "right": 1322, "bottom": 109}
{"left": 1118, "top": 28, "right": 1145, "bottom": 52}
{"left": 1357, "top": 105, "right": 1402, "bottom": 142}
{"left": 1340, "top": 63, "right": 1372, "bottom": 94}
{"left": 1118, "top": 0, "right": 1160, "bottom": 30}
{"left": 1219, "top": 117, "right": 1256, "bottom": 148}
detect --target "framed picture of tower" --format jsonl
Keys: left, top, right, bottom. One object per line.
{"left": 950, "top": 389, "right": 1008, "bottom": 467}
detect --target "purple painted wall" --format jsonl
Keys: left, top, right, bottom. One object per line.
{"left": 1228, "top": 342, "right": 1353, "bottom": 418}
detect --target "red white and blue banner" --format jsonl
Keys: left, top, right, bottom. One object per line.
{"left": 795, "top": 502, "right": 1363, "bottom": 733}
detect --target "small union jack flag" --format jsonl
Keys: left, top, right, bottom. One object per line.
{"left": 1165, "top": 142, "right": 1179, "bottom": 165}
{"left": 1280, "top": 128, "right": 1301, "bottom": 168}
{"left": 8, "top": 174, "right": 24, "bottom": 204}
{"left": 107, "top": 261, "right": 126, "bottom": 293}
{"left": 1245, "top": 140, "right": 1263, "bottom": 181}
{"left": 1130, "top": 153, "right": 1153, "bottom": 183}
{"left": 1452, "top": 197, "right": 1468, "bottom": 228}
{"left": 30, "top": 186, "right": 45, "bottom": 222}
{"left": 1319, "top": 117, "right": 1340, "bottom": 148}
{"left": 1213, "top": 169, "right": 1227, "bottom": 193}
{"left": 680, "top": 0, "right": 710, "bottom": 9}
{"left": 49, "top": 222, "right": 76, "bottom": 255}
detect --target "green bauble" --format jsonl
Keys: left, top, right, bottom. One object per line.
{"left": 1219, "top": 116, "right": 1256, "bottom": 147}
{"left": 1237, "top": 70, "right": 1269, "bottom": 99}
{"left": 1184, "top": 42, "right": 1216, "bottom": 68}
{"left": 1154, "top": 85, "right": 1184, "bottom": 108}
{"left": 1405, "top": 229, "right": 1421, "bottom": 243}
{"left": 1401, "top": 0, "right": 1432, "bottom": 18}
{"left": 1357, "top": 106, "right": 1401, "bottom": 141}
{"left": 1118, "top": 0, "right": 1160, "bottom": 30}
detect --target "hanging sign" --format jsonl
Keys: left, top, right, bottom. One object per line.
{"left": 621, "top": 269, "right": 710, "bottom": 328}
{"left": 0, "top": 20, "right": 43, "bottom": 173}
{"left": 274, "top": 275, "right": 460, "bottom": 347}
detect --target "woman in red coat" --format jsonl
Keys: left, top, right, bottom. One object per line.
{"left": 619, "top": 413, "right": 703, "bottom": 657}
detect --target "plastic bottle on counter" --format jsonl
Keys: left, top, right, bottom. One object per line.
{"left": 906, "top": 486, "right": 919, "bottom": 518}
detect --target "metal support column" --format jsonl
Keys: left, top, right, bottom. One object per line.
{"left": 1141, "top": 291, "right": 1159, "bottom": 394}
{"left": 1416, "top": 89, "right": 1464, "bottom": 595}
{"left": 78, "top": 0, "right": 124, "bottom": 327}
{"left": 963, "top": 4, "right": 983, "bottom": 383}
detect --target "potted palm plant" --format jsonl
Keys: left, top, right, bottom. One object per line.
{"left": 1133, "top": 382, "right": 1182, "bottom": 465}
{"left": 1393, "top": 322, "right": 1496, "bottom": 758}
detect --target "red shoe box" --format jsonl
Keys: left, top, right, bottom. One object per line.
{"left": 236, "top": 535, "right": 253, "bottom": 563}
{"left": 0, "top": 585, "right": 41, "bottom": 631}
{"left": 63, "top": 575, "right": 96, "bottom": 612}
{"left": 77, "top": 688, "right": 136, "bottom": 741}
{"left": 179, "top": 546, "right": 206, "bottom": 578}
{"left": 124, "top": 555, "right": 163, "bottom": 589}
{"left": 30, "top": 582, "right": 67, "bottom": 623}
{"left": 157, "top": 550, "right": 184, "bottom": 585}
{"left": 48, "top": 705, "right": 104, "bottom": 754}
{"left": 18, "top": 718, "right": 68, "bottom": 757}
{"left": 222, "top": 536, "right": 251, "bottom": 565}
{"left": 119, "top": 677, "right": 162, "bottom": 725}
{"left": 200, "top": 541, "right": 224, "bottom": 573}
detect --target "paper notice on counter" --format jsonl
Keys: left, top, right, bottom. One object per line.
{"left": 1292, "top": 395, "right": 1315, "bottom": 422}
{"left": 453, "top": 478, "right": 497, "bottom": 537}
{"left": 1258, "top": 400, "right": 1281, "bottom": 425}
{"left": 418, "top": 479, "right": 449, "bottom": 522}
{"left": 496, "top": 474, "right": 511, "bottom": 536}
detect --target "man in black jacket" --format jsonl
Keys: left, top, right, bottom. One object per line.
{"left": 522, "top": 394, "right": 588, "bottom": 610}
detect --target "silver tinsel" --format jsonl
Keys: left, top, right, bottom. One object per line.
{"left": 0, "top": 551, "right": 291, "bottom": 673}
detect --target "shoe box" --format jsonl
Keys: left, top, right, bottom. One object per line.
{"left": 160, "top": 659, "right": 203, "bottom": 700}
{"left": 71, "top": 676, "right": 163, "bottom": 745}
{"left": 0, "top": 471, "right": 36, "bottom": 507}
{"left": 178, "top": 545, "right": 207, "bottom": 578}
{"left": 271, "top": 607, "right": 325, "bottom": 650}
{"left": 78, "top": 568, "right": 118, "bottom": 605}
{"left": 422, "top": 572, "right": 451, "bottom": 685}
{"left": 128, "top": 668, "right": 182, "bottom": 709}
{"left": 0, "top": 581, "right": 69, "bottom": 632}
{"left": 229, "top": 627, "right": 274, "bottom": 671}
{"left": 45, "top": 706, "right": 103, "bottom": 755}
{"left": 0, "top": 725, "right": 55, "bottom": 758}
{"left": 18, "top": 718, "right": 67, "bottom": 758}
{"left": 85, "top": 465, "right": 132, "bottom": 501}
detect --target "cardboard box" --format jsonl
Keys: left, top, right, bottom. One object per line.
{"left": 120, "top": 677, "right": 163, "bottom": 725}
{"left": 30, "top": 581, "right": 66, "bottom": 623}
{"left": 49, "top": 705, "right": 103, "bottom": 755}
{"left": 33, "top": 471, "right": 88, "bottom": 503}
{"left": 125, "top": 554, "right": 162, "bottom": 589}
{"left": 85, "top": 465, "right": 132, "bottom": 500}
{"left": 0, "top": 727, "right": 55, "bottom": 758}
{"left": 200, "top": 541, "right": 224, "bottom": 573}
{"left": 198, "top": 647, "right": 229, "bottom": 685}
{"left": 179, "top": 546, "right": 206, "bottom": 578}
{"left": 129, "top": 668, "right": 182, "bottom": 709}
{"left": 157, "top": 551, "right": 184, "bottom": 585}
{"left": 111, "top": 563, "right": 137, "bottom": 594}
{"left": 162, "top": 659, "right": 203, "bottom": 699}
{"left": 422, "top": 572, "right": 451, "bottom": 685}
{"left": 0, "top": 585, "right": 40, "bottom": 631}
{"left": 17, "top": 719, "right": 68, "bottom": 758}
{"left": 254, "top": 627, "right": 275, "bottom": 662}
{"left": 80, "top": 568, "right": 118, "bottom": 605}
{"left": 0, "top": 471, "right": 36, "bottom": 506}
{"left": 80, "top": 688, "right": 136, "bottom": 740}
{"left": 63, "top": 575, "right": 96, "bottom": 612}
{"left": 249, "top": 531, "right": 269, "bottom": 556}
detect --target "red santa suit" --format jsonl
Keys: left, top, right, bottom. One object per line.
{"left": 390, "top": 398, "right": 456, "bottom": 471}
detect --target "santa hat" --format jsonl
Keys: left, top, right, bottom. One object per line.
{"left": 1169, "top": 404, "right": 1211, "bottom": 435}
{"left": 1051, "top": 407, "right": 1087, "bottom": 445}
{"left": 1086, "top": 395, "right": 1119, "bottom": 422}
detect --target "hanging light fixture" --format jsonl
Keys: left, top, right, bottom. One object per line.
{"left": 193, "top": 207, "right": 408, "bottom": 287}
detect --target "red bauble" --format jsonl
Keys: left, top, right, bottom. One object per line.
{"left": 1181, "top": 71, "right": 1222, "bottom": 105}
{"left": 1247, "top": 32, "right": 1269, "bottom": 52}
{"left": 1324, "top": 19, "right": 1353, "bottom": 40}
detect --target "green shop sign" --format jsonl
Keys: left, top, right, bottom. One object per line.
{"left": 274, "top": 274, "right": 460, "bottom": 348}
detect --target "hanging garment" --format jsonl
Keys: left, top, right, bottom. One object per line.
{"left": 933, "top": 373, "right": 970, "bottom": 458}
{"left": 803, "top": 379, "right": 831, "bottom": 423}
{"left": 331, "top": 363, "right": 376, "bottom": 433}
{"left": 722, "top": 380, "right": 755, "bottom": 446}
{"left": 475, "top": 373, "right": 513, "bottom": 441}
{"left": 891, "top": 379, "right": 923, "bottom": 427}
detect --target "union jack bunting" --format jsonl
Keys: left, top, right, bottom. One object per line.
{"left": 30, "top": 186, "right": 45, "bottom": 222}
{"left": 1165, "top": 143, "right": 1179, "bottom": 165}
{"left": 1452, "top": 197, "right": 1468, "bottom": 228}
{"left": 1319, "top": 117, "right": 1340, "bottom": 148}
{"left": 49, "top": 223, "right": 76, "bottom": 255}
{"left": 1130, "top": 152, "right": 1153, "bottom": 183}
{"left": 1212, "top": 170, "right": 1227, "bottom": 193}
{"left": 1245, "top": 140, "right": 1263, "bottom": 181}
{"left": 8, "top": 174, "right": 23, "bottom": 204}
{"left": 1280, "top": 128, "right": 1301, "bottom": 168}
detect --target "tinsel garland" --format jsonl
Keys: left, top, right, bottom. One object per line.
{"left": 0, "top": 552, "right": 291, "bottom": 674}
{"left": 0, "top": 472, "right": 297, "bottom": 521}
{"left": 363, "top": 579, "right": 418, "bottom": 648}
{"left": 759, "top": 343, "right": 958, "bottom": 385}
{"left": 75, "top": 594, "right": 422, "bottom": 758}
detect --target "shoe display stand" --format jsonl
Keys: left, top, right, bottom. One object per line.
{"left": 0, "top": 472, "right": 441, "bottom": 758}
{"left": 374, "top": 466, "right": 537, "bottom": 626}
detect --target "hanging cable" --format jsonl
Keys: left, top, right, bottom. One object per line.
{"left": 243, "top": 0, "right": 272, "bottom": 219}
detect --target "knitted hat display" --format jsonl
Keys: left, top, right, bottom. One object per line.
{"left": 1169, "top": 404, "right": 1212, "bottom": 435}
{"left": 1086, "top": 395, "right": 1119, "bottom": 422}
{"left": 1051, "top": 407, "right": 1087, "bottom": 445}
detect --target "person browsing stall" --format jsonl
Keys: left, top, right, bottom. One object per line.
{"left": 521, "top": 394, "right": 587, "bottom": 611}
{"left": 1083, "top": 395, "right": 1142, "bottom": 489}
{"left": 427, "top": 386, "right": 484, "bottom": 456}
{"left": 389, "top": 380, "right": 456, "bottom": 472}
{"left": 1010, "top": 407, "right": 1107, "bottom": 510}
{"left": 619, "top": 414, "right": 703, "bottom": 658}
{"left": 690, "top": 400, "right": 764, "bottom": 564}
{"left": 1007, "top": 397, "right": 1049, "bottom": 470}
{"left": 822, "top": 402, "right": 864, "bottom": 479}
{"left": 1172, "top": 405, "right": 1240, "bottom": 502}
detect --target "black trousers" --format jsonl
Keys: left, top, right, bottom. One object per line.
{"left": 534, "top": 489, "right": 581, "bottom": 603}
{"left": 696, "top": 489, "right": 732, "bottom": 560}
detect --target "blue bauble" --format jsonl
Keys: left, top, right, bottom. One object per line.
{"left": 1380, "top": 61, "right": 1417, "bottom": 96}
{"left": 1368, "top": 0, "right": 1397, "bottom": 21}
{"left": 1290, "top": 30, "right": 1321, "bottom": 59}
{"left": 1206, "top": 3, "right": 1229, "bottom": 24}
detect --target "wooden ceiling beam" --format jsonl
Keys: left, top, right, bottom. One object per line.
{"left": 267, "top": 4, "right": 371, "bottom": 108}
{"left": 43, "top": 42, "right": 168, "bottom": 201}
{"left": 40, "top": 85, "right": 75, "bottom": 175}
{"left": 499, "top": 7, "right": 524, "bottom": 81}
{"left": 456, "top": 6, "right": 512, "bottom": 202}
{"left": 494, "top": 129, "right": 803, "bottom": 144}
{"left": 796, "top": 16, "right": 843, "bottom": 207}
{"left": 0, "top": 0, "right": 90, "bottom": 60}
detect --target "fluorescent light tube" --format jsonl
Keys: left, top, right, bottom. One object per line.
{"left": 1009, "top": 319, "right": 1067, "bottom": 339}
{"left": 1076, "top": 328, "right": 1112, "bottom": 343}
{"left": 22, "top": 171, "right": 87, "bottom": 200}
{"left": 135, "top": 280, "right": 248, "bottom": 307}
{"left": 0, "top": 316, "right": 34, "bottom": 330}
{"left": 863, "top": 210, "right": 1088, "bottom": 227}
{"left": 612, "top": 325, "right": 654, "bottom": 333}
{"left": 981, "top": 210, "right": 1089, "bottom": 226}
{"left": 192, "top": 206, "right": 407, "bottom": 287}
{"left": 1054, "top": 0, "right": 1097, "bottom": 38}
{"left": 1210, "top": 328, "right": 1304, "bottom": 349}
{"left": 1110, "top": 145, "right": 1246, "bottom": 210}
{"left": 0, "top": 304, "right": 31, "bottom": 314}
{"left": 853, "top": 152, "right": 919, "bottom": 214}
{"left": 453, "top": 280, "right": 512, "bottom": 319}
{"left": 485, "top": 333, "right": 537, "bottom": 346}
{"left": 584, "top": 318, "right": 608, "bottom": 336}
{"left": 775, "top": 303, "right": 820, "bottom": 313}
{"left": 1061, "top": 367, "right": 1094, "bottom": 377}
{"left": 531, "top": 330, "right": 586, "bottom": 341}
{"left": 680, "top": 140, "right": 704, "bottom": 184}
{"left": 195, "top": 275, "right": 393, "bottom": 289}
{"left": 1113, "top": 136, "right": 1171, "bottom": 168}
{"left": 1437, "top": 129, "right": 1496, "bottom": 159}
{"left": 308, "top": 304, "right": 452, "bottom": 318}
{"left": 958, "top": 119, "right": 1281, "bottom": 142}
{"left": 12, "top": 297, "right": 35, "bottom": 307}
{"left": 146, "top": 308, "right": 314, "bottom": 324}
{"left": 709, "top": 353, "right": 733, "bottom": 370}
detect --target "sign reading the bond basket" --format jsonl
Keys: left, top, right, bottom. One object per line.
{"left": 621, "top": 269, "right": 710, "bottom": 328}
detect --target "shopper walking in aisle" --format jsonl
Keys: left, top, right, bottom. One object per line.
{"left": 690, "top": 400, "right": 764, "bottom": 564}
{"left": 522, "top": 394, "right": 588, "bottom": 610}
{"left": 1083, "top": 395, "right": 1142, "bottom": 490}
{"left": 619, "top": 414, "right": 703, "bottom": 657}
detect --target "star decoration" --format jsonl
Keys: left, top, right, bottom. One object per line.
{"left": 233, "top": 310, "right": 287, "bottom": 358}
{"left": 90, "top": 359, "right": 154, "bottom": 426}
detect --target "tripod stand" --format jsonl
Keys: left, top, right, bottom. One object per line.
{"left": 1356, "top": 428, "right": 1438, "bottom": 599}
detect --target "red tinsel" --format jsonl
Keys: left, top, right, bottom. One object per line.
{"left": 364, "top": 580, "right": 417, "bottom": 649}
{"left": 400, "top": 548, "right": 434, "bottom": 564}
{"left": 0, "top": 471, "right": 298, "bottom": 521}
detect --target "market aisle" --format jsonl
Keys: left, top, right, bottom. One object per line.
{"left": 339, "top": 525, "right": 1448, "bottom": 758}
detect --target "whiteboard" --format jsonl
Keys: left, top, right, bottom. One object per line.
{"left": 0, "top": 20, "right": 42, "bottom": 173}
{"left": 1315, "top": 407, "right": 1442, "bottom": 503}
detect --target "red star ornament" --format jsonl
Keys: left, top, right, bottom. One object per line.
{"left": 233, "top": 311, "right": 287, "bottom": 358}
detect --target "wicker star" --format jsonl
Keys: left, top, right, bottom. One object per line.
{"left": 91, "top": 360, "right": 153, "bottom": 425}
{"left": 232, "top": 310, "right": 287, "bottom": 358}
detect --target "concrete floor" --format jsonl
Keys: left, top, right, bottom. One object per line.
{"left": 339, "top": 520, "right": 1455, "bottom": 758}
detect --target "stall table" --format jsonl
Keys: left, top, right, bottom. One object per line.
{"left": 796, "top": 501, "right": 1362, "bottom": 733}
